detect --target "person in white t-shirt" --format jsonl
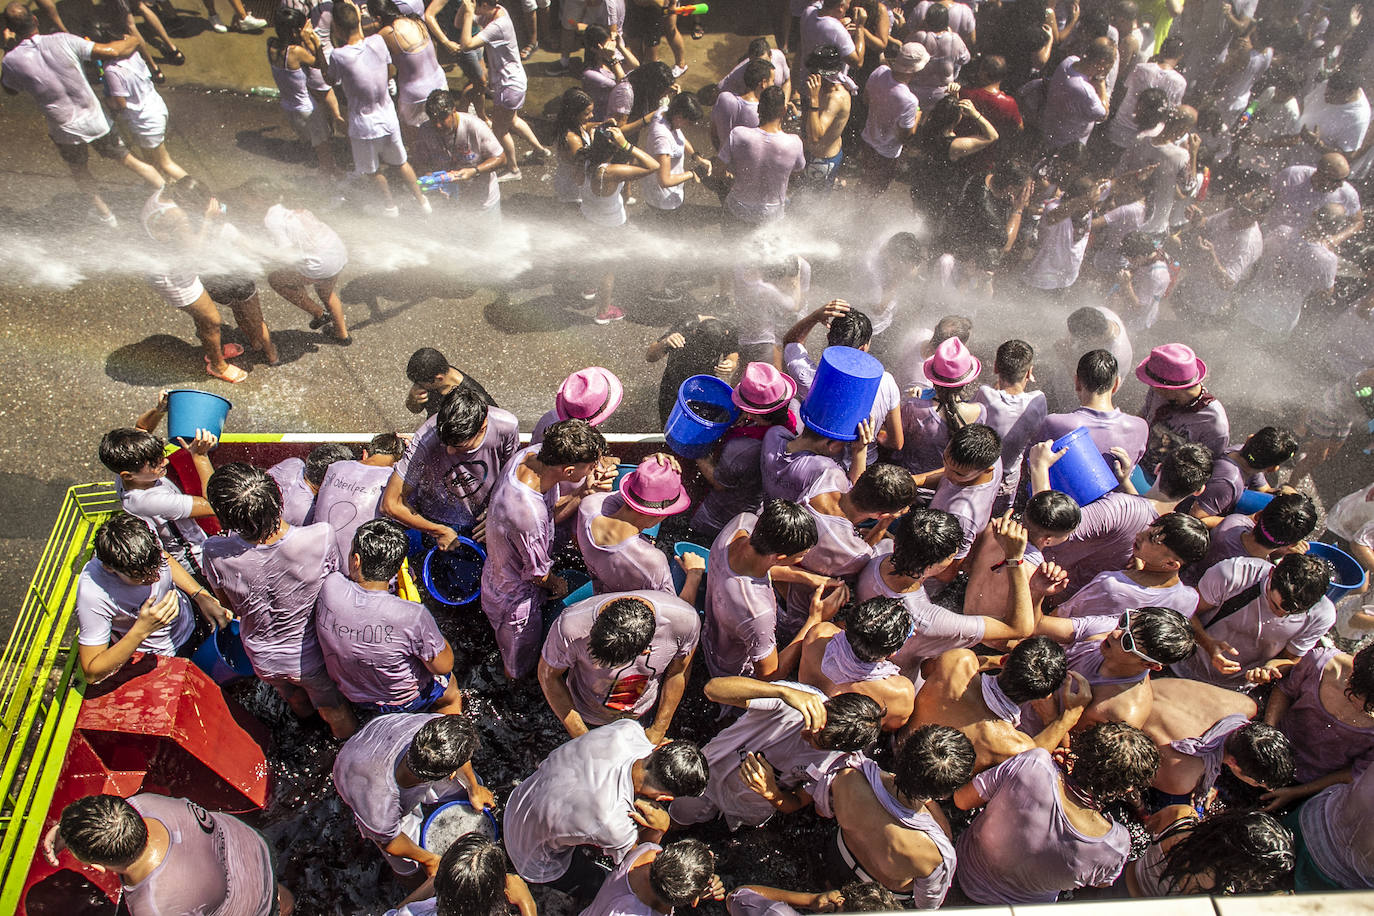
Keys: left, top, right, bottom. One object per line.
{"left": 857, "top": 42, "right": 928, "bottom": 194}
{"left": 719, "top": 86, "right": 807, "bottom": 226}
{"left": 456, "top": 0, "right": 551, "bottom": 181}
{"left": 101, "top": 52, "right": 186, "bottom": 182}
{"left": 412, "top": 89, "right": 508, "bottom": 216}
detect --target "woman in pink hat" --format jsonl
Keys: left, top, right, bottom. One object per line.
{"left": 1136, "top": 342, "right": 1231, "bottom": 463}
{"left": 895, "top": 337, "right": 986, "bottom": 484}
{"left": 689, "top": 363, "right": 801, "bottom": 539}
{"left": 575, "top": 453, "right": 706, "bottom": 603}
{"left": 531, "top": 366, "right": 624, "bottom": 443}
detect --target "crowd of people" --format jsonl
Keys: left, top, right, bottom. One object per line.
{"left": 9, "top": 0, "right": 1374, "bottom": 910}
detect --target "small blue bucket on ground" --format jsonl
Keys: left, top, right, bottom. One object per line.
{"left": 1306, "top": 542, "right": 1369, "bottom": 603}
{"left": 167, "top": 389, "right": 232, "bottom": 444}
{"left": 800, "top": 346, "right": 882, "bottom": 441}
{"left": 420, "top": 799, "right": 500, "bottom": 856}
{"left": 665, "top": 376, "right": 740, "bottom": 459}
{"left": 670, "top": 541, "right": 710, "bottom": 609}
{"left": 1048, "top": 427, "right": 1118, "bottom": 507}
{"left": 559, "top": 568, "right": 595, "bottom": 607}
{"left": 1235, "top": 489, "right": 1275, "bottom": 515}
{"left": 191, "top": 620, "right": 254, "bottom": 685}
{"left": 614, "top": 463, "right": 661, "bottom": 537}
{"left": 422, "top": 539, "right": 486, "bottom": 606}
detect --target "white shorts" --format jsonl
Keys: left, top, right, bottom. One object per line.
{"left": 123, "top": 118, "right": 168, "bottom": 149}
{"left": 521, "top": 0, "right": 549, "bottom": 11}
{"left": 149, "top": 272, "right": 205, "bottom": 309}
{"left": 286, "top": 106, "right": 331, "bottom": 147}
{"left": 494, "top": 84, "right": 527, "bottom": 111}
{"left": 349, "top": 131, "right": 408, "bottom": 173}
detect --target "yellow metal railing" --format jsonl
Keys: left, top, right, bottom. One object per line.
{"left": 0, "top": 483, "right": 119, "bottom": 911}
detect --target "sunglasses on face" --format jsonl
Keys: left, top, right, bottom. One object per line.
{"left": 1117, "top": 609, "right": 1163, "bottom": 668}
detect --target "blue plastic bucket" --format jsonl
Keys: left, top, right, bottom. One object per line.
{"left": 800, "top": 346, "right": 883, "bottom": 441}
{"left": 1306, "top": 542, "right": 1369, "bottom": 603}
{"left": 559, "top": 569, "right": 595, "bottom": 607}
{"left": 1235, "top": 489, "right": 1275, "bottom": 515}
{"left": 1130, "top": 465, "right": 1151, "bottom": 494}
{"left": 422, "top": 539, "right": 486, "bottom": 606}
{"left": 670, "top": 541, "right": 710, "bottom": 608}
{"left": 191, "top": 620, "right": 254, "bottom": 685}
{"left": 665, "top": 376, "right": 740, "bottom": 459}
{"left": 614, "top": 464, "right": 660, "bottom": 537}
{"left": 1047, "top": 427, "right": 1118, "bottom": 507}
{"left": 420, "top": 799, "right": 500, "bottom": 855}
{"left": 166, "top": 389, "right": 232, "bottom": 444}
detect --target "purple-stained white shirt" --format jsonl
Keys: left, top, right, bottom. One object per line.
{"left": 719, "top": 126, "right": 806, "bottom": 224}
{"left": 857, "top": 542, "right": 985, "bottom": 670}
{"left": 1043, "top": 492, "right": 1159, "bottom": 595}
{"left": 329, "top": 34, "right": 400, "bottom": 139}
{"left": 930, "top": 459, "right": 1003, "bottom": 559}
{"left": 760, "top": 425, "right": 849, "bottom": 503}
{"left": 581, "top": 842, "right": 660, "bottom": 916}
{"left": 116, "top": 476, "right": 208, "bottom": 572}
{"left": 269, "top": 456, "right": 317, "bottom": 527}
{"left": 1300, "top": 749, "right": 1374, "bottom": 888}
{"left": 0, "top": 33, "right": 111, "bottom": 143}
{"left": 1040, "top": 408, "right": 1149, "bottom": 471}
{"left": 975, "top": 387, "right": 1047, "bottom": 504}
{"left": 313, "top": 460, "right": 393, "bottom": 559}
{"left": 861, "top": 65, "right": 920, "bottom": 158}
{"left": 577, "top": 492, "right": 675, "bottom": 594}
{"left": 703, "top": 514, "right": 780, "bottom": 678}
{"left": 1041, "top": 56, "right": 1108, "bottom": 149}
{"left": 1056, "top": 569, "right": 1198, "bottom": 620}
{"left": 1183, "top": 512, "right": 1253, "bottom": 586}
{"left": 1193, "top": 453, "right": 1265, "bottom": 518}
{"left": 76, "top": 557, "right": 194, "bottom": 655}
{"left": 719, "top": 49, "right": 791, "bottom": 94}
{"left": 481, "top": 445, "right": 557, "bottom": 625}
{"left": 393, "top": 408, "right": 521, "bottom": 530}
{"left": 711, "top": 90, "right": 760, "bottom": 148}
{"left": 797, "top": 6, "right": 855, "bottom": 82}
{"left": 1277, "top": 645, "right": 1374, "bottom": 783}
{"left": 690, "top": 434, "right": 767, "bottom": 535}
{"left": 476, "top": 12, "right": 526, "bottom": 94}
{"left": 1141, "top": 387, "right": 1231, "bottom": 460}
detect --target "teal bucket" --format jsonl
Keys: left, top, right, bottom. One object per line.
{"left": 1307, "top": 542, "right": 1369, "bottom": 603}
{"left": 166, "top": 389, "right": 232, "bottom": 444}
{"left": 665, "top": 376, "right": 740, "bottom": 459}
{"left": 559, "top": 569, "right": 595, "bottom": 607}
{"left": 670, "top": 541, "right": 710, "bottom": 609}
{"left": 800, "top": 346, "right": 882, "bottom": 441}
{"left": 1235, "top": 489, "right": 1275, "bottom": 514}
{"left": 422, "top": 540, "right": 486, "bottom": 606}
{"left": 191, "top": 620, "right": 254, "bottom": 685}
{"left": 1048, "top": 427, "right": 1118, "bottom": 507}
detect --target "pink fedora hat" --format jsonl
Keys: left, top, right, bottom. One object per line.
{"left": 620, "top": 456, "right": 691, "bottom": 517}
{"left": 1135, "top": 343, "right": 1207, "bottom": 390}
{"left": 923, "top": 337, "right": 981, "bottom": 388}
{"left": 556, "top": 367, "right": 623, "bottom": 426}
{"left": 732, "top": 362, "right": 798, "bottom": 415}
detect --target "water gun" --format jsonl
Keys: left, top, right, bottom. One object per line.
{"left": 418, "top": 171, "right": 455, "bottom": 193}
{"left": 669, "top": 3, "right": 707, "bottom": 13}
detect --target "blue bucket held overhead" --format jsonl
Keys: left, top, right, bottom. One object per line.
{"left": 665, "top": 375, "right": 740, "bottom": 459}
{"left": 422, "top": 539, "right": 487, "bottom": 606}
{"left": 1306, "top": 542, "right": 1369, "bottom": 603}
{"left": 1234, "top": 489, "right": 1275, "bottom": 515}
{"left": 191, "top": 620, "right": 254, "bottom": 685}
{"left": 166, "top": 389, "right": 232, "bottom": 444}
{"left": 1048, "top": 427, "right": 1118, "bottom": 507}
{"left": 800, "top": 346, "right": 883, "bottom": 441}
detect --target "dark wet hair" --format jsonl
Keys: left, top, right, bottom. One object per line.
{"left": 1253, "top": 493, "right": 1316, "bottom": 548}
{"left": 947, "top": 423, "right": 1001, "bottom": 471}
{"left": 589, "top": 597, "right": 656, "bottom": 667}
{"left": 537, "top": 419, "right": 606, "bottom": 466}
{"left": 843, "top": 597, "right": 911, "bottom": 661}
{"left": 58, "top": 795, "right": 147, "bottom": 869}
{"left": 305, "top": 444, "right": 353, "bottom": 487}
{"left": 406, "top": 715, "right": 480, "bottom": 781}
{"left": 1067, "top": 306, "right": 1111, "bottom": 341}
{"left": 924, "top": 2, "right": 949, "bottom": 30}
{"left": 99, "top": 428, "right": 165, "bottom": 474}
{"left": 274, "top": 5, "right": 306, "bottom": 41}
{"left": 895, "top": 725, "right": 975, "bottom": 800}
{"left": 206, "top": 463, "right": 282, "bottom": 542}
{"left": 1271, "top": 553, "right": 1330, "bottom": 614}
{"left": 435, "top": 386, "right": 490, "bottom": 447}
{"left": 555, "top": 88, "right": 596, "bottom": 142}
{"left": 1240, "top": 427, "right": 1298, "bottom": 469}
{"left": 367, "top": 432, "right": 407, "bottom": 460}
{"left": 805, "top": 44, "right": 844, "bottom": 75}
{"left": 827, "top": 310, "right": 873, "bottom": 349}
{"left": 1225, "top": 722, "right": 1294, "bottom": 789}
{"left": 742, "top": 57, "right": 774, "bottom": 91}
{"left": 746, "top": 36, "right": 772, "bottom": 59}
{"left": 994, "top": 339, "right": 1034, "bottom": 383}
{"left": 1070, "top": 722, "right": 1159, "bottom": 802}
{"left": 651, "top": 840, "right": 715, "bottom": 907}
{"left": 1133, "top": 87, "right": 1172, "bottom": 130}
{"left": 435, "top": 835, "right": 508, "bottom": 916}
{"left": 881, "top": 231, "right": 923, "bottom": 264}
{"left": 681, "top": 318, "right": 739, "bottom": 370}
{"left": 1076, "top": 349, "right": 1118, "bottom": 394}
{"left": 849, "top": 463, "right": 916, "bottom": 513}
{"left": 1158, "top": 33, "right": 1184, "bottom": 58}
{"left": 629, "top": 61, "right": 677, "bottom": 120}
{"left": 1348, "top": 643, "right": 1374, "bottom": 713}
{"left": 583, "top": 23, "right": 611, "bottom": 57}
{"left": 94, "top": 514, "right": 162, "bottom": 579}
{"left": 815, "top": 693, "right": 884, "bottom": 750}
{"left": 758, "top": 85, "right": 787, "bottom": 124}
{"left": 666, "top": 91, "right": 704, "bottom": 123}
{"left": 1127, "top": 606, "right": 1195, "bottom": 665}
{"left": 1328, "top": 68, "right": 1361, "bottom": 96}
{"left": 998, "top": 636, "right": 1068, "bottom": 703}
{"left": 1121, "top": 231, "right": 1159, "bottom": 260}
{"left": 750, "top": 499, "right": 818, "bottom": 557}
{"left": 1160, "top": 811, "right": 1294, "bottom": 895}
{"left": 932, "top": 315, "right": 972, "bottom": 346}
{"left": 1156, "top": 443, "right": 1213, "bottom": 499}
{"left": 426, "top": 88, "right": 458, "bottom": 123}
{"left": 972, "top": 53, "right": 1007, "bottom": 85}
{"left": 164, "top": 175, "right": 215, "bottom": 213}
{"left": 1150, "top": 513, "right": 1210, "bottom": 565}
{"left": 891, "top": 509, "right": 962, "bottom": 578}
{"left": 407, "top": 347, "right": 450, "bottom": 384}
{"left": 351, "top": 518, "right": 409, "bottom": 582}
{"left": 331, "top": 0, "right": 360, "bottom": 33}
{"left": 1025, "top": 490, "right": 1081, "bottom": 534}
{"left": 838, "top": 882, "right": 900, "bottom": 912}
{"left": 932, "top": 384, "right": 971, "bottom": 435}
{"left": 643, "top": 741, "right": 709, "bottom": 797}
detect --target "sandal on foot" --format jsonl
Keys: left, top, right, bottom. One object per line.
{"left": 309, "top": 314, "right": 333, "bottom": 330}
{"left": 520, "top": 41, "right": 539, "bottom": 59}
{"left": 326, "top": 333, "right": 353, "bottom": 346}
{"left": 206, "top": 361, "right": 249, "bottom": 383}
{"left": 220, "top": 343, "right": 245, "bottom": 358}
{"left": 691, "top": 21, "right": 704, "bottom": 38}
{"left": 150, "top": 66, "right": 167, "bottom": 84}
{"left": 167, "top": 48, "right": 186, "bottom": 64}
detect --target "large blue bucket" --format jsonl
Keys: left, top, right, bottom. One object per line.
{"left": 1307, "top": 542, "right": 1369, "bottom": 602}
{"left": 191, "top": 620, "right": 254, "bottom": 685}
{"left": 614, "top": 464, "right": 661, "bottom": 537}
{"left": 801, "top": 346, "right": 882, "bottom": 441}
{"left": 665, "top": 376, "right": 740, "bottom": 459}
{"left": 422, "top": 539, "right": 486, "bottom": 606}
{"left": 166, "top": 389, "right": 232, "bottom": 444}
{"left": 420, "top": 799, "right": 500, "bottom": 856}
{"left": 1235, "top": 489, "right": 1275, "bottom": 515}
{"left": 1048, "top": 427, "right": 1118, "bottom": 507}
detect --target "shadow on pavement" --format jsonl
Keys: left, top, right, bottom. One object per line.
{"left": 484, "top": 291, "right": 582, "bottom": 333}
{"left": 234, "top": 127, "right": 314, "bottom": 167}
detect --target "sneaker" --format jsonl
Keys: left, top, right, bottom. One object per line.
{"left": 236, "top": 13, "right": 266, "bottom": 30}
{"left": 624, "top": 196, "right": 637, "bottom": 206}
{"left": 419, "top": 196, "right": 433, "bottom": 215}
{"left": 523, "top": 147, "right": 548, "bottom": 164}
{"left": 593, "top": 305, "right": 625, "bottom": 324}
{"left": 497, "top": 170, "right": 522, "bottom": 183}
{"left": 647, "top": 286, "right": 683, "bottom": 303}
{"left": 381, "top": 204, "right": 400, "bottom": 218}
{"left": 549, "top": 59, "right": 570, "bottom": 75}
{"left": 671, "top": 63, "right": 688, "bottom": 78}
{"left": 581, "top": 288, "right": 599, "bottom": 301}
{"left": 92, "top": 208, "right": 118, "bottom": 228}
{"left": 209, "top": 13, "right": 227, "bottom": 31}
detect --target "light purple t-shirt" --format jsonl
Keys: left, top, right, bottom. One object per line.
{"left": 728, "top": 888, "right": 798, "bottom": 916}
{"left": 862, "top": 66, "right": 920, "bottom": 158}
{"left": 1268, "top": 165, "right": 1362, "bottom": 231}
{"left": 117, "top": 476, "right": 208, "bottom": 572}
{"left": 1042, "top": 56, "right": 1108, "bottom": 149}
{"left": 313, "top": 460, "right": 393, "bottom": 559}
{"left": 542, "top": 589, "right": 700, "bottom": 726}
{"left": 393, "top": 408, "right": 521, "bottom": 530}
{"left": 329, "top": 34, "right": 400, "bottom": 139}
{"left": 1193, "top": 454, "right": 1264, "bottom": 518}
{"left": 1241, "top": 227, "right": 1339, "bottom": 335}
{"left": 719, "top": 49, "right": 791, "bottom": 94}
{"left": 958, "top": 748, "right": 1130, "bottom": 903}
{"left": 504, "top": 719, "right": 655, "bottom": 882}
{"left": 1183, "top": 512, "right": 1253, "bottom": 586}
{"left": 760, "top": 425, "right": 849, "bottom": 503}
{"left": 1141, "top": 387, "right": 1231, "bottom": 460}
{"left": 1300, "top": 753, "right": 1374, "bottom": 888}
{"left": 690, "top": 434, "right": 767, "bottom": 535}
{"left": 1043, "top": 492, "right": 1160, "bottom": 595}
{"left": 712, "top": 90, "right": 760, "bottom": 148}
{"left": 481, "top": 445, "right": 557, "bottom": 626}
{"left": 720, "top": 126, "right": 806, "bottom": 224}
{"left": 332, "top": 713, "right": 469, "bottom": 845}
{"left": 269, "top": 456, "right": 317, "bottom": 527}
{"left": 581, "top": 842, "right": 659, "bottom": 916}
{"left": 703, "top": 513, "right": 780, "bottom": 678}
{"left": 1040, "top": 408, "right": 1149, "bottom": 470}
{"left": 577, "top": 492, "right": 675, "bottom": 594}
{"left": 1056, "top": 569, "right": 1198, "bottom": 620}
{"left": 315, "top": 572, "right": 448, "bottom": 706}
{"left": 1172, "top": 556, "right": 1336, "bottom": 687}
{"left": 202, "top": 522, "right": 341, "bottom": 680}
{"left": 911, "top": 0, "right": 976, "bottom": 42}
{"left": 123, "top": 794, "right": 275, "bottom": 916}
{"left": 857, "top": 542, "right": 986, "bottom": 670}
{"left": 975, "top": 387, "right": 1047, "bottom": 503}
{"left": 894, "top": 399, "right": 988, "bottom": 475}
{"left": 583, "top": 65, "right": 620, "bottom": 120}
{"left": 931, "top": 459, "right": 1003, "bottom": 559}
{"left": 798, "top": 6, "right": 854, "bottom": 81}
{"left": 0, "top": 33, "right": 110, "bottom": 143}
{"left": 1277, "top": 645, "right": 1374, "bottom": 783}
{"left": 75, "top": 557, "right": 195, "bottom": 655}
{"left": 476, "top": 13, "right": 526, "bottom": 94}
